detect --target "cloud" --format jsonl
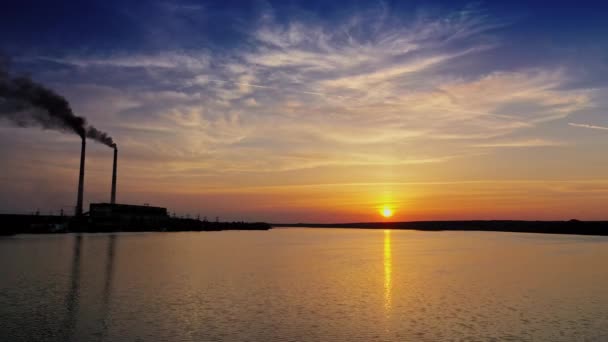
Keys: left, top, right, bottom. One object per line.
{"left": 568, "top": 122, "right": 608, "bottom": 130}
{"left": 17, "top": 4, "right": 596, "bottom": 175}
{"left": 6, "top": 2, "right": 608, "bottom": 219}
{"left": 38, "top": 52, "right": 210, "bottom": 70}
{"left": 473, "top": 139, "right": 566, "bottom": 148}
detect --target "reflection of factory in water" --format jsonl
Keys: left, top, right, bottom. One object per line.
{"left": 62, "top": 235, "right": 117, "bottom": 341}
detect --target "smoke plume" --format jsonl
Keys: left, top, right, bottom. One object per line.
{"left": 86, "top": 126, "right": 115, "bottom": 148}
{"left": 0, "top": 60, "right": 115, "bottom": 147}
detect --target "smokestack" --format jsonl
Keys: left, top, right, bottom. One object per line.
{"left": 75, "top": 138, "right": 86, "bottom": 216}
{"left": 1, "top": 59, "right": 118, "bottom": 216}
{"left": 111, "top": 146, "right": 117, "bottom": 204}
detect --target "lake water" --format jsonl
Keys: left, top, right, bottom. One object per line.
{"left": 1, "top": 228, "right": 608, "bottom": 341}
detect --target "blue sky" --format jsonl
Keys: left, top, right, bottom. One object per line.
{"left": 1, "top": 1, "right": 608, "bottom": 221}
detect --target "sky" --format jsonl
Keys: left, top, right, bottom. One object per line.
{"left": 1, "top": 0, "right": 608, "bottom": 222}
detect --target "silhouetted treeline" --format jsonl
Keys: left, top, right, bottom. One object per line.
{"left": 273, "top": 220, "right": 608, "bottom": 236}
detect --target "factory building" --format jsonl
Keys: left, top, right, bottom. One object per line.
{"left": 89, "top": 203, "right": 169, "bottom": 231}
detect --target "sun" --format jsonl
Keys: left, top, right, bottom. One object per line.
{"left": 380, "top": 207, "right": 394, "bottom": 218}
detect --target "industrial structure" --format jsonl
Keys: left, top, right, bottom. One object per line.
{"left": 89, "top": 203, "right": 169, "bottom": 230}
{"left": 74, "top": 134, "right": 117, "bottom": 216}
{"left": 75, "top": 138, "right": 86, "bottom": 216}
{"left": 111, "top": 146, "right": 117, "bottom": 204}
{"left": 84, "top": 143, "right": 170, "bottom": 230}
{"left": 35, "top": 137, "right": 268, "bottom": 233}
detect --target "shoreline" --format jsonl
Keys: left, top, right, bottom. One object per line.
{"left": 0, "top": 213, "right": 271, "bottom": 235}
{"left": 272, "top": 220, "right": 608, "bottom": 237}
{"left": 3, "top": 214, "right": 607, "bottom": 237}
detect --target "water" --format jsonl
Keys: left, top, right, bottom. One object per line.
{"left": 1, "top": 228, "right": 608, "bottom": 341}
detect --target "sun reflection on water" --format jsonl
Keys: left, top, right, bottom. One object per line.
{"left": 383, "top": 229, "right": 392, "bottom": 313}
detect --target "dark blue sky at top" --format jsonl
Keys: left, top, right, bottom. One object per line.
{"left": 2, "top": 1, "right": 607, "bottom": 53}
{"left": 1, "top": 0, "right": 608, "bottom": 91}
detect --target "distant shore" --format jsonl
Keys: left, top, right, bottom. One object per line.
{"left": 272, "top": 220, "right": 608, "bottom": 236}
{"left": 4, "top": 214, "right": 607, "bottom": 237}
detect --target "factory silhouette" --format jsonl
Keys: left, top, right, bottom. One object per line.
{"left": 0, "top": 61, "right": 270, "bottom": 234}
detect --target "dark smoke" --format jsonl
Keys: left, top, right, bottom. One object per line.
{"left": 86, "top": 126, "right": 115, "bottom": 148}
{"left": 0, "top": 61, "right": 114, "bottom": 147}
{"left": 0, "top": 73, "right": 87, "bottom": 137}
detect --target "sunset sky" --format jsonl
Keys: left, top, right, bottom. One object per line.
{"left": 1, "top": 1, "right": 608, "bottom": 222}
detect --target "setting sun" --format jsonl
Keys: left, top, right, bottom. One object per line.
{"left": 381, "top": 207, "right": 394, "bottom": 218}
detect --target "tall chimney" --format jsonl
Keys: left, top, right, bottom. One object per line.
{"left": 111, "top": 146, "right": 117, "bottom": 204}
{"left": 75, "top": 138, "right": 86, "bottom": 216}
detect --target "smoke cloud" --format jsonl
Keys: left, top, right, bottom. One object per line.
{"left": 0, "top": 60, "right": 115, "bottom": 147}
{"left": 86, "top": 126, "right": 115, "bottom": 148}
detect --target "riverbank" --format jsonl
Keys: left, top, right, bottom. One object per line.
{"left": 0, "top": 214, "right": 271, "bottom": 235}
{"left": 273, "top": 220, "right": 608, "bottom": 236}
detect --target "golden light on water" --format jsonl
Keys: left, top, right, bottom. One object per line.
{"left": 383, "top": 229, "right": 392, "bottom": 313}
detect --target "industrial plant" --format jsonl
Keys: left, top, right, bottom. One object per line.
{"left": 71, "top": 140, "right": 171, "bottom": 231}
{"left": 69, "top": 139, "right": 270, "bottom": 233}
{"left": 0, "top": 65, "right": 270, "bottom": 234}
{"left": 1, "top": 137, "right": 270, "bottom": 234}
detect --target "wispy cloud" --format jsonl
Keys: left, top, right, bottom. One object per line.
{"left": 14, "top": 4, "right": 596, "bottom": 175}
{"left": 5, "top": 2, "right": 608, "bottom": 220}
{"left": 568, "top": 122, "right": 608, "bottom": 130}
{"left": 37, "top": 52, "right": 210, "bottom": 70}
{"left": 473, "top": 139, "right": 566, "bottom": 148}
